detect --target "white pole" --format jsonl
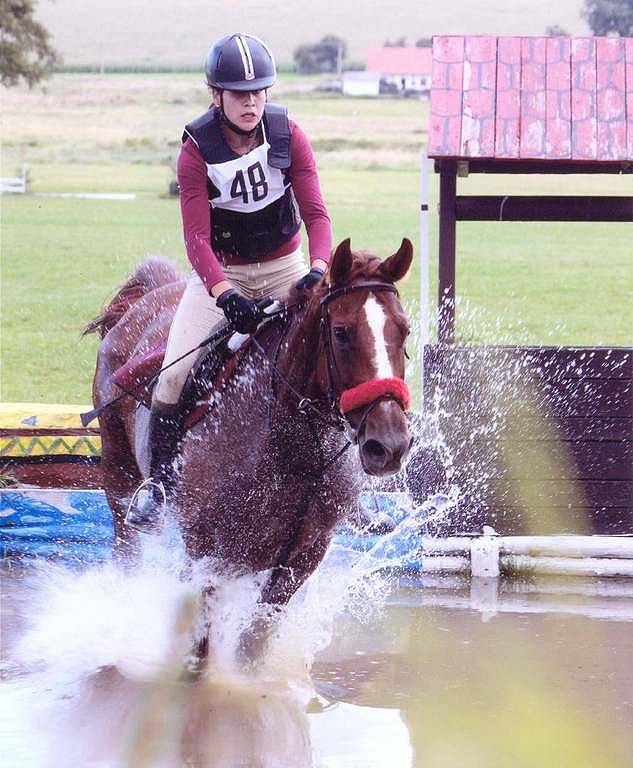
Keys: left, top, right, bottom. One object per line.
{"left": 419, "top": 147, "right": 430, "bottom": 407}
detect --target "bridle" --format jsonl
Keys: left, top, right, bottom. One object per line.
{"left": 253, "top": 280, "right": 412, "bottom": 586}
{"left": 253, "top": 281, "right": 410, "bottom": 448}
{"left": 320, "top": 281, "right": 402, "bottom": 414}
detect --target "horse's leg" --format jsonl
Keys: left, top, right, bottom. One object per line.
{"left": 100, "top": 412, "right": 143, "bottom": 565}
{"left": 183, "top": 585, "right": 215, "bottom": 680}
{"left": 237, "top": 534, "right": 331, "bottom": 664}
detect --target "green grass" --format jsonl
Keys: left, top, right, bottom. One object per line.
{"left": 1, "top": 73, "right": 631, "bottom": 404}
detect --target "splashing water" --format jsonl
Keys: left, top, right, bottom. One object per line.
{"left": 6, "top": 296, "right": 557, "bottom": 766}
{"left": 1, "top": 483, "right": 452, "bottom": 768}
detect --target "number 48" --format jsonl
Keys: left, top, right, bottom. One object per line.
{"left": 230, "top": 161, "right": 269, "bottom": 203}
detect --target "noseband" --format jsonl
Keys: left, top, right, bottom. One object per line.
{"left": 319, "top": 282, "right": 411, "bottom": 439}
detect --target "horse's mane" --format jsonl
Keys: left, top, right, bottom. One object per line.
{"left": 84, "top": 257, "right": 183, "bottom": 339}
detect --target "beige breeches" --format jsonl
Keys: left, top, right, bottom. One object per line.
{"left": 154, "top": 248, "right": 307, "bottom": 404}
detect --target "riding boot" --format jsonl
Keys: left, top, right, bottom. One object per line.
{"left": 125, "top": 402, "right": 183, "bottom": 534}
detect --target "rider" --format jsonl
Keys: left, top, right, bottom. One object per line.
{"left": 126, "top": 33, "right": 332, "bottom": 533}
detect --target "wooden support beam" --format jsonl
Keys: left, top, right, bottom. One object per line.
{"left": 438, "top": 160, "right": 457, "bottom": 344}
{"left": 455, "top": 195, "right": 633, "bottom": 221}
{"left": 437, "top": 159, "right": 633, "bottom": 174}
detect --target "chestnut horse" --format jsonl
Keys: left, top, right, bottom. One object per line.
{"left": 88, "top": 238, "right": 413, "bottom": 654}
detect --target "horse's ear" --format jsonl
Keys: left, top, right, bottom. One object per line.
{"left": 377, "top": 238, "right": 413, "bottom": 283}
{"left": 329, "top": 238, "right": 354, "bottom": 287}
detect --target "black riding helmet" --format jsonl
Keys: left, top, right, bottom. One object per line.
{"left": 205, "top": 33, "right": 276, "bottom": 91}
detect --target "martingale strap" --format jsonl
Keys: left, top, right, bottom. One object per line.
{"left": 339, "top": 377, "right": 411, "bottom": 414}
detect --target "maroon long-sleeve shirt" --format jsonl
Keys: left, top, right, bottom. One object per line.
{"left": 177, "top": 119, "right": 332, "bottom": 292}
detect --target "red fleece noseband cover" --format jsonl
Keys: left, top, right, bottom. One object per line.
{"left": 339, "top": 378, "right": 410, "bottom": 414}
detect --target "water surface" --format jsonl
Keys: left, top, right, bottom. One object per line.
{"left": 2, "top": 558, "right": 632, "bottom": 768}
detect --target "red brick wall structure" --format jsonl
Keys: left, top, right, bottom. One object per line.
{"left": 429, "top": 34, "right": 633, "bottom": 162}
{"left": 423, "top": 35, "right": 633, "bottom": 535}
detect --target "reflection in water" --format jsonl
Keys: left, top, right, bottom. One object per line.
{"left": 41, "top": 666, "right": 313, "bottom": 768}
{"left": 3, "top": 548, "right": 633, "bottom": 768}
{"left": 1, "top": 544, "right": 415, "bottom": 768}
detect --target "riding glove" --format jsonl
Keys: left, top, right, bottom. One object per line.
{"left": 294, "top": 266, "right": 324, "bottom": 292}
{"left": 216, "top": 289, "right": 267, "bottom": 334}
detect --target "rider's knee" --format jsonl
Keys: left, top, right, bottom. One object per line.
{"left": 155, "top": 367, "right": 187, "bottom": 405}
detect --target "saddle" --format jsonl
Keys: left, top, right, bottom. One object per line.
{"left": 113, "top": 332, "right": 247, "bottom": 430}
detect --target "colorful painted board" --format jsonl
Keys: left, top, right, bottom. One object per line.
{"left": 429, "top": 34, "right": 633, "bottom": 161}
{"left": 0, "top": 403, "right": 101, "bottom": 459}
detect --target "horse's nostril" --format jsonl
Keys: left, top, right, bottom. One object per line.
{"left": 363, "top": 439, "right": 388, "bottom": 465}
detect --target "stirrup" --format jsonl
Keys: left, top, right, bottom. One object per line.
{"left": 124, "top": 477, "right": 167, "bottom": 535}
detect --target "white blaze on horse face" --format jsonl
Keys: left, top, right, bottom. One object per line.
{"left": 363, "top": 294, "right": 394, "bottom": 379}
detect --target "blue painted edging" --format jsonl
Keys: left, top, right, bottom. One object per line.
{"left": 0, "top": 490, "right": 114, "bottom": 562}
{"left": 0, "top": 489, "right": 418, "bottom": 567}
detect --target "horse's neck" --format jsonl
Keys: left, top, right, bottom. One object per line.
{"left": 274, "top": 305, "right": 324, "bottom": 409}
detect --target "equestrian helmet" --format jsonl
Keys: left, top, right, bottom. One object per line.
{"left": 205, "top": 33, "right": 276, "bottom": 91}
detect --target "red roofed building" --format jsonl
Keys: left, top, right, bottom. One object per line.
{"left": 366, "top": 46, "right": 432, "bottom": 95}
{"left": 342, "top": 46, "right": 433, "bottom": 97}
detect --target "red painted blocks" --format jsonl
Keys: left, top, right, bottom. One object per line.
{"left": 429, "top": 34, "right": 633, "bottom": 162}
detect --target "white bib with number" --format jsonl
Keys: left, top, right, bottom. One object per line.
{"left": 206, "top": 134, "right": 287, "bottom": 214}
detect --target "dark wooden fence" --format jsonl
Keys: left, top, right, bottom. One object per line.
{"left": 423, "top": 345, "right": 632, "bottom": 534}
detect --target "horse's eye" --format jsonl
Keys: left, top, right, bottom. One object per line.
{"left": 333, "top": 325, "right": 350, "bottom": 344}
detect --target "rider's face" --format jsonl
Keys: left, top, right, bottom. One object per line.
{"left": 214, "top": 88, "right": 267, "bottom": 132}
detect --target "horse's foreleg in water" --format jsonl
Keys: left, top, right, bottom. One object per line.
{"left": 183, "top": 585, "right": 215, "bottom": 679}
{"left": 237, "top": 535, "right": 331, "bottom": 664}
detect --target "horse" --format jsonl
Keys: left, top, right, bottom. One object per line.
{"left": 86, "top": 237, "right": 413, "bottom": 658}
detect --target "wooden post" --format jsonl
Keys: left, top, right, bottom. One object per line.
{"left": 438, "top": 160, "right": 457, "bottom": 344}
{"left": 419, "top": 148, "right": 430, "bottom": 403}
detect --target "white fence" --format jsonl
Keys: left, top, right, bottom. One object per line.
{"left": 0, "top": 164, "right": 27, "bottom": 194}
{"left": 415, "top": 533, "right": 633, "bottom": 578}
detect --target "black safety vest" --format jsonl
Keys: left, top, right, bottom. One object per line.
{"left": 183, "top": 104, "right": 301, "bottom": 260}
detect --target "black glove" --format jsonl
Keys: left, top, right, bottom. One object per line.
{"left": 294, "top": 266, "right": 324, "bottom": 292}
{"left": 216, "top": 289, "right": 265, "bottom": 334}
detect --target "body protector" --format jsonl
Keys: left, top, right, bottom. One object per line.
{"left": 183, "top": 104, "right": 301, "bottom": 260}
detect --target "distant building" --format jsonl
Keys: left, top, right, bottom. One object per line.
{"left": 341, "top": 71, "right": 380, "bottom": 97}
{"left": 366, "top": 46, "right": 432, "bottom": 96}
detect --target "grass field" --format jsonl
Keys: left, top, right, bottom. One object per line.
{"left": 1, "top": 73, "right": 631, "bottom": 404}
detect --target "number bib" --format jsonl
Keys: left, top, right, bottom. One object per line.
{"left": 206, "top": 138, "right": 286, "bottom": 213}
{"left": 183, "top": 105, "right": 301, "bottom": 259}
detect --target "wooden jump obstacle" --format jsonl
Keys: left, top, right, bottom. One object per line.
{"left": 0, "top": 404, "right": 102, "bottom": 488}
{"left": 424, "top": 35, "right": 632, "bottom": 535}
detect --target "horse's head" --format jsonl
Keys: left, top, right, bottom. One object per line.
{"left": 317, "top": 238, "right": 414, "bottom": 476}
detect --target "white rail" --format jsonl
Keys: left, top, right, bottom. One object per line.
{"left": 0, "top": 164, "right": 27, "bottom": 194}
{"left": 417, "top": 533, "right": 633, "bottom": 578}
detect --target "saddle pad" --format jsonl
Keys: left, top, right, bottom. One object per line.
{"left": 113, "top": 342, "right": 167, "bottom": 407}
{"left": 112, "top": 339, "right": 249, "bottom": 427}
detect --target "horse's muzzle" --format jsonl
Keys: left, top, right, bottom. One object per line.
{"left": 356, "top": 399, "right": 412, "bottom": 476}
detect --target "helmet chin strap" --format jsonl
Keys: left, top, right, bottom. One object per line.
{"left": 219, "top": 91, "right": 261, "bottom": 138}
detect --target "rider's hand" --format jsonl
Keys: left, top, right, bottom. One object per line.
{"left": 216, "top": 289, "right": 265, "bottom": 334}
{"left": 294, "top": 266, "right": 324, "bottom": 292}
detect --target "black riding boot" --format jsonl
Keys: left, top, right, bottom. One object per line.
{"left": 125, "top": 402, "right": 183, "bottom": 534}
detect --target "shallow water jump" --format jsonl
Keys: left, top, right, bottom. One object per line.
{"left": 86, "top": 237, "right": 413, "bottom": 659}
